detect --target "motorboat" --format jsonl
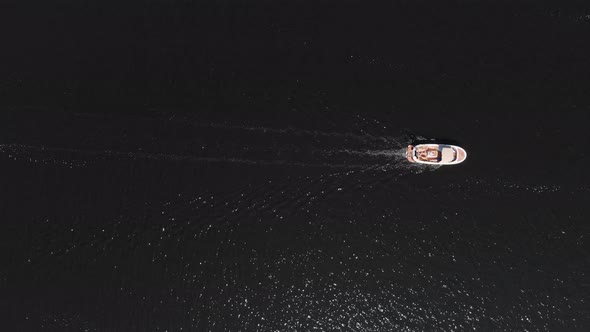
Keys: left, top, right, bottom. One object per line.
{"left": 406, "top": 144, "right": 467, "bottom": 165}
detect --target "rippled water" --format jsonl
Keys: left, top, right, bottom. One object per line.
{"left": 1, "top": 111, "right": 588, "bottom": 331}
{"left": 2, "top": 1, "right": 590, "bottom": 330}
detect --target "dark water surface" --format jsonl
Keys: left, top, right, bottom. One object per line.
{"left": 1, "top": 1, "right": 590, "bottom": 331}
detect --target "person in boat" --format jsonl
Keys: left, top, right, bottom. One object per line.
{"left": 417, "top": 149, "right": 428, "bottom": 161}
{"left": 416, "top": 145, "right": 439, "bottom": 162}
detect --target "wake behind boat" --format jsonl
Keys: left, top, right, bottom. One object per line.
{"left": 406, "top": 144, "right": 467, "bottom": 165}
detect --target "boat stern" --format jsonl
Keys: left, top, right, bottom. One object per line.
{"left": 406, "top": 145, "right": 415, "bottom": 163}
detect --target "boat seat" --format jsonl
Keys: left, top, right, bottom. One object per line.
{"left": 441, "top": 147, "right": 456, "bottom": 162}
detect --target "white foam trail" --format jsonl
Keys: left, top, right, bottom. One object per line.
{"left": 192, "top": 122, "right": 405, "bottom": 145}
{"left": 0, "top": 130, "right": 424, "bottom": 173}
{"left": 0, "top": 144, "right": 371, "bottom": 170}
{"left": 323, "top": 149, "right": 405, "bottom": 157}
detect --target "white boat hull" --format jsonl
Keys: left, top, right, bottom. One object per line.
{"left": 407, "top": 144, "right": 467, "bottom": 165}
